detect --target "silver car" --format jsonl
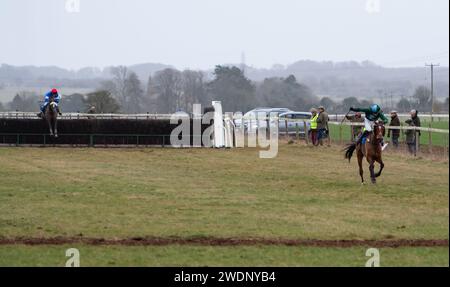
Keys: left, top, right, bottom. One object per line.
{"left": 278, "top": 112, "right": 312, "bottom": 135}
{"left": 239, "top": 108, "right": 292, "bottom": 132}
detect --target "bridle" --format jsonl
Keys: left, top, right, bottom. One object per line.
{"left": 370, "top": 122, "right": 385, "bottom": 145}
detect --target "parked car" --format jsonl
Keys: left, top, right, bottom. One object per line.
{"left": 236, "top": 108, "right": 292, "bottom": 132}
{"left": 278, "top": 112, "right": 312, "bottom": 135}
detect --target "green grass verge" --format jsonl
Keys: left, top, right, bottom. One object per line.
{"left": 328, "top": 120, "right": 449, "bottom": 147}
{"left": 0, "top": 245, "right": 447, "bottom": 267}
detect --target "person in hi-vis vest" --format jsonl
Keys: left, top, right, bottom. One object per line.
{"left": 309, "top": 108, "right": 319, "bottom": 146}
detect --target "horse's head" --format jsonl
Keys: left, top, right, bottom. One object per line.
{"left": 374, "top": 121, "right": 385, "bottom": 142}
{"left": 49, "top": 101, "right": 58, "bottom": 111}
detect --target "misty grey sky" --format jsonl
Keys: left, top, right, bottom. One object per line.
{"left": 0, "top": 0, "right": 448, "bottom": 70}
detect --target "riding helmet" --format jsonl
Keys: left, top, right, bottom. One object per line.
{"left": 370, "top": 104, "right": 381, "bottom": 113}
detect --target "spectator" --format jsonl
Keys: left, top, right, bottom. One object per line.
{"left": 87, "top": 106, "right": 96, "bottom": 119}
{"left": 346, "top": 112, "right": 364, "bottom": 141}
{"left": 405, "top": 119, "right": 416, "bottom": 156}
{"left": 410, "top": 109, "right": 421, "bottom": 151}
{"left": 309, "top": 108, "right": 319, "bottom": 146}
{"left": 387, "top": 111, "right": 401, "bottom": 148}
{"left": 317, "top": 106, "right": 330, "bottom": 146}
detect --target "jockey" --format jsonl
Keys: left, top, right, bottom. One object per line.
{"left": 350, "top": 104, "right": 389, "bottom": 150}
{"left": 38, "top": 88, "right": 62, "bottom": 117}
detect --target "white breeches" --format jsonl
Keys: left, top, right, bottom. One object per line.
{"left": 364, "top": 118, "right": 374, "bottom": 132}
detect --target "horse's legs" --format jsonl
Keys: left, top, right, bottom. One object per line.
{"left": 368, "top": 159, "right": 376, "bottom": 184}
{"left": 375, "top": 158, "right": 384, "bottom": 178}
{"left": 53, "top": 118, "right": 58, "bottom": 138}
{"left": 357, "top": 149, "right": 364, "bottom": 184}
{"left": 47, "top": 119, "right": 54, "bottom": 136}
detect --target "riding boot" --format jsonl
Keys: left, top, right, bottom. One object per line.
{"left": 355, "top": 130, "right": 369, "bottom": 145}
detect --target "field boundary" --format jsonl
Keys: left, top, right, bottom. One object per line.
{"left": 0, "top": 237, "right": 447, "bottom": 248}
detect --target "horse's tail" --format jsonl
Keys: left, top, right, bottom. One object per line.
{"left": 344, "top": 143, "right": 357, "bottom": 162}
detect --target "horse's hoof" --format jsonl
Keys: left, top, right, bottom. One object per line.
{"left": 54, "top": 135, "right": 58, "bottom": 138}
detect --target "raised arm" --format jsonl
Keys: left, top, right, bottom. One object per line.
{"left": 350, "top": 107, "right": 371, "bottom": 113}
{"left": 379, "top": 113, "right": 389, "bottom": 124}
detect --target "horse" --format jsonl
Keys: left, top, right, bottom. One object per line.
{"left": 344, "top": 121, "right": 385, "bottom": 184}
{"left": 44, "top": 98, "right": 59, "bottom": 138}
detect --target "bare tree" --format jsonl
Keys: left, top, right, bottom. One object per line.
{"left": 125, "top": 72, "right": 144, "bottom": 113}
{"left": 85, "top": 90, "right": 120, "bottom": 113}
{"left": 153, "top": 68, "right": 183, "bottom": 113}
{"left": 110, "top": 66, "right": 129, "bottom": 109}
{"left": 181, "top": 70, "right": 207, "bottom": 112}
{"left": 8, "top": 92, "right": 39, "bottom": 112}
{"left": 101, "top": 66, "right": 144, "bottom": 113}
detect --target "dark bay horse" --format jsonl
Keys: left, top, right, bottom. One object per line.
{"left": 344, "top": 122, "right": 385, "bottom": 184}
{"left": 44, "top": 99, "right": 59, "bottom": 138}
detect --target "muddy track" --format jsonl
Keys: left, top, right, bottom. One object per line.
{"left": 0, "top": 237, "right": 448, "bottom": 248}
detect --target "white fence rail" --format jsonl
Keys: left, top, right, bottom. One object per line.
{"left": 1, "top": 112, "right": 449, "bottom": 121}
{"left": 0, "top": 112, "right": 174, "bottom": 120}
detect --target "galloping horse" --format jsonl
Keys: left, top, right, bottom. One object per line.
{"left": 344, "top": 121, "right": 385, "bottom": 184}
{"left": 44, "top": 98, "right": 59, "bottom": 138}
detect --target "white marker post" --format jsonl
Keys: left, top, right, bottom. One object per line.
{"left": 212, "top": 101, "right": 225, "bottom": 148}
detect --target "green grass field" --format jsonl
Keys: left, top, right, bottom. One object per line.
{"left": 0, "top": 145, "right": 448, "bottom": 266}
{"left": 1, "top": 245, "right": 447, "bottom": 267}
{"left": 328, "top": 119, "right": 449, "bottom": 147}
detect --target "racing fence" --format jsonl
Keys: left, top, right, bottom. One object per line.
{"left": 0, "top": 112, "right": 174, "bottom": 120}
{"left": 0, "top": 112, "right": 448, "bottom": 159}
{"left": 0, "top": 117, "right": 209, "bottom": 147}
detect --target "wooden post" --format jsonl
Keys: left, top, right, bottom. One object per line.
{"left": 415, "top": 128, "right": 420, "bottom": 154}
{"left": 339, "top": 125, "right": 343, "bottom": 145}
{"left": 296, "top": 122, "right": 300, "bottom": 141}
{"left": 428, "top": 123, "right": 432, "bottom": 154}
{"left": 285, "top": 119, "right": 288, "bottom": 139}
{"left": 303, "top": 121, "right": 309, "bottom": 145}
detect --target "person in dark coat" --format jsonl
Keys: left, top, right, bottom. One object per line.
{"left": 387, "top": 111, "right": 401, "bottom": 148}
{"left": 346, "top": 112, "right": 364, "bottom": 141}
{"left": 410, "top": 109, "right": 421, "bottom": 152}
{"left": 405, "top": 119, "right": 416, "bottom": 156}
{"left": 317, "top": 106, "right": 330, "bottom": 146}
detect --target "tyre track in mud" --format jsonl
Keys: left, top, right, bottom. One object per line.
{"left": 0, "top": 237, "right": 447, "bottom": 248}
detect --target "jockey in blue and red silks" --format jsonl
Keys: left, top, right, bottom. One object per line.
{"left": 38, "top": 88, "right": 62, "bottom": 117}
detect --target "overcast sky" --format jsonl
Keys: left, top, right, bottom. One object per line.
{"left": 0, "top": 0, "right": 448, "bottom": 70}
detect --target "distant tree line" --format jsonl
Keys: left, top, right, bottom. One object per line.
{"left": 1, "top": 65, "right": 448, "bottom": 115}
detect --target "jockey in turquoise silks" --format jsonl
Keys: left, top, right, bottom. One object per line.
{"left": 350, "top": 104, "right": 389, "bottom": 150}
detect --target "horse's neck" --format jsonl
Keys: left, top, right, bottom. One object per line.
{"left": 46, "top": 106, "right": 56, "bottom": 117}
{"left": 367, "top": 132, "right": 378, "bottom": 146}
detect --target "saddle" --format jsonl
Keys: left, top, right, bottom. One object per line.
{"left": 361, "top": 133, "right": 368, "bottom": 145}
